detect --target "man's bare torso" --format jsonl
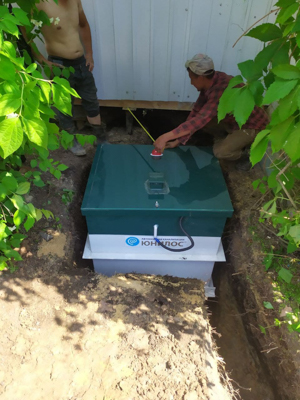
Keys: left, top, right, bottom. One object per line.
{"left": 37, "top": 0, "right": 84, "bottom": 59}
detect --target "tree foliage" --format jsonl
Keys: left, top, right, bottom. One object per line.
{"left": 0, "top": 0, "right": 94, "bottom": 271}
{"left": 218, "top": 0, "right": 300, "bottom": 251}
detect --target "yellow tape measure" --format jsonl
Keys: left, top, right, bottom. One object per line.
{"left": 127, "top": 108, "right": 155, "bottom": 143}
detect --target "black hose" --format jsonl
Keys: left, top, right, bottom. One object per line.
{"left": 155, "top": 217, "right": 194, "bottom": 252}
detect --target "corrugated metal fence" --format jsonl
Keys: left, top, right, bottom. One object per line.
{"left": 83, "top": 0, "right": 276, "bottom": 103}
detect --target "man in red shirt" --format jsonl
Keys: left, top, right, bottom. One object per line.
{"left": 154, "top": 54, "right": 269, "bottom": 169}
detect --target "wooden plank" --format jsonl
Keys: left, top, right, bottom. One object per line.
{"left": 74, "top": 99, "right": 194, "bottom": 111}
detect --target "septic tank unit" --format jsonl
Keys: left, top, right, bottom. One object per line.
{"left": 81, "top": 144, "right": 233, "bottom": 297}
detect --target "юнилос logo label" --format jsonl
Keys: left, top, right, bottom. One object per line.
{"left": 125, "top": 237, "right": 140, "bottom": 246}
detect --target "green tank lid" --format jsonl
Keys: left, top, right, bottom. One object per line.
{"left": 81, "top": 144, "right": 233, "bottom": 217}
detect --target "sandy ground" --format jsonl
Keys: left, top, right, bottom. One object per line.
{"left": 0, "top": 271, "right": 232, "bottom": 400}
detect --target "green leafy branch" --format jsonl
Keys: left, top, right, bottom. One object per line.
{"left": 218, "top": 0, "right": 300, "bottom": 250}
{"left": 0, "top": 1, "right": 94, "bottom": 271}
{"left": 260, "top": 251, "right": 300, "bottom": 335}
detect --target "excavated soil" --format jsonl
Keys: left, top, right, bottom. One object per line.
{"left": 0, "top": 272, "right": 232, "bottom": 400}
{"left": 0, "top": 107, "right": 299, "bottom": 400}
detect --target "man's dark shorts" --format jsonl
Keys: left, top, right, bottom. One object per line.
{"left": 48, "top": 55, "right": 99, "bottom": 118}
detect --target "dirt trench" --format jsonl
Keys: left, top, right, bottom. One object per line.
{"left": 209, "top": 159, "right": 300, "bottom": 400}
{"left": 209, "top": 263, "right": 277, "bottom": 400}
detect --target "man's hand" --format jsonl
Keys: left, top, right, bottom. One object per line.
{"left": 85, "top": 54, "right": 94, "bottom": 71}
{"left": 165, "top": 139, "right": 180, "bottom": 149}
{"left": 154, "top": 126, "right": 192, "bottom": 152}
{"left": 154, "top": 131, "right": 177, "bottom": 152}
{"left": 154, "top": 135, "right": 168, "bottom": 153}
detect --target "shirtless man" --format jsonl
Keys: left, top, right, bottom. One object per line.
{"left": 35, "top": 0, "right": 104, "bottom": 156}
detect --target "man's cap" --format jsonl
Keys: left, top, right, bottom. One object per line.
{"left": 185, "top": 54, "right": 214, "bottom": 76}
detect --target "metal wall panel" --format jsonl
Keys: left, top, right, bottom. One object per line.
{"left": 80, "top": 0, "right": 276, "bottom": 103}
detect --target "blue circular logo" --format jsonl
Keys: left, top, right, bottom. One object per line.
{"left": 126, "top": 237, "right": 140, "bottom": 246}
